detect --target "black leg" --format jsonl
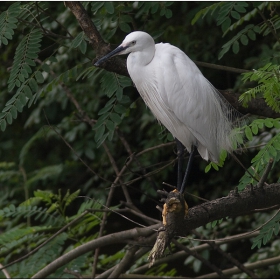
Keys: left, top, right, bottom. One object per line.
{"left": 175, "top": 138, "right": 184, "bottom": 192}
{"left": 180, "top": 145, "right": 196, "bottom": 194}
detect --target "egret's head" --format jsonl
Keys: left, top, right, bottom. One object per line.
{"left": 94, "top": 31, "right": 154, "bottom": 66}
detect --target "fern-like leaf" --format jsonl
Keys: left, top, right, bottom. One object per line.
{"left": 8, "top": 28, "right": 43, "bottom": 92}
{"left": 240, "top": 64, "right": 280, "bottom": 112}
{"left": 0, "top": 2, "right": 21, "bottom": 46}
{"left": 251, "top": 211, "right": 280, "bottom": 249}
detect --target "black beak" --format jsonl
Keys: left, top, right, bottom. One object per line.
{"left": 94, "top": 45, "right": 128, "bottom": 66}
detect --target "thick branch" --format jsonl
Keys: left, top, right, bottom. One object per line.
{"left": 148, "top": 183, "right": 280, "bottom": 265}
{"left": 221, "top": 91, "right": 280, "bottom": 118}
{"left": 184, "top": 183, "right": 280, "bottom": 230}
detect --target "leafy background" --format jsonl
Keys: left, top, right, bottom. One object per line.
{"left": 0, "top": 1, "right": 280, "bottom": 278}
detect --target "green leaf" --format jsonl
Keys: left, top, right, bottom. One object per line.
{"left": 253, "top": 25, "right": 261, "bottom": 33}
{"left": 106, "top": 120, "right": 115, "bottom": 131}
{"left": 79, "top": 39, "right": 87, "bottom": 54}
{"left": 119, "top": 22, "right": 131, "bottom": 33}
{"left": 251, "top": 124, "right": 258, "bottom": 135}
{"left": 29, "top": 78, "right": 38, "bottom": 92}
{"left": 19, "top": 92, "right": 27, "bottom": 105}
{"left": 23, "top": 85, "right": 33, "bottom": 99}
{"left": 42, "top": 63, "right": 50, "bottom": 73}
{"left": 205, "top": 163, "right": 211, "bottom": 173}
{"left": 0, "top": 120, "right": 6, "bottom": 131}
{"left": 234, "top": 4, "right": 246, "bottom": 13}
{"left": 221, "top": 18, "right": 231, "bottom": 33}
{"left": 10, "top": 106, "right": 17, "bottom": 119}
{"left": 240, "top": 34, "right": 248, "bottom": 45}
{"left": 15, "top": 99, "right": 23, "bottom": 112}
{"left": 98, "top": 104, "right": 113, "bottom": 115}
{"left": 96, "top": 132, "right": 109, "bottom": 148}
{"left": 71, "top": 31, "right": 84, "bottom": 49}
{"left": 94, "top": 125, "right": 105, "bottom": 142}
{"left": 4, "top": 31, "right": 12, "bottom": 40}
{"left": 6, "top": 112, "right": 12, "bottom": 125}
{"left": 35, "top": 71, "right": 44, "bottom": 83}
{"left": 248, "top": 30, "right": 256, "bottom": 40}
{"left": 245, "top": 126, "right": 253, "bottom": 141}
{"left": 264, "top": 119, "right": 273, "bottom": 128}
{"left": 232, "top": 40, "right": 239, "bottom": 54}
{"left": 114, "top": 104, "right": 126, "bottom": 114}
{"left": 1, "top": 36, "right": 8, "bottom": 45}
{"left": 116, "top": 88, "right": 123, "bottom": 100}
{"left": 165, "top": 9, "right": 172, "bottom": 19}
{"left": 104, "top": 2, "right": 114, "bottom": 14}
{"left": 110, "top": 113, "right": 122, "bottom": 125}
{"left": 91, "top": 2, "right": 104, "bottom": 12}
{"left": 231, "top": 11, "right": 240, "bottom": 20}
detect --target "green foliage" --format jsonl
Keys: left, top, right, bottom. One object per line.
{"left": 218, "top": 24, "right": 261, "bottom": 59}
{"left": 192, "top": 2, "right": 268, "bottom": 59}
{"left": 0, "top": 1, "right": 280, "bottom": 278}
{"left": 8, "top": 28, "right": 43, "bottom": 92}
{"left": 238, "top": 118, "right": 280, "bottom": 190}
{"left": 240, "top": 63, "right": 280, "bottom": 112}
{"left": 70, "top": 31, "right": 88, "bottom": 54}
{"left": 0, "top": 2, "right": 21, "bottom": 46}
{"left": 251, "top": 211, "right": 280, "bottom": 249}
{"left": 205, "top": 149, "right": 228, "bottom": 172}
{"left": 93, "top": 72, "right": 132, "bottom": 147}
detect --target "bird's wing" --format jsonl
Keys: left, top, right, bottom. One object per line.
{"left": 154, "top": 43, "right": 232, "bottom": 161}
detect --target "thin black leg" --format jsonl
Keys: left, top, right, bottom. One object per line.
{"left": 175, "top": 138, "right": 184, "bottom": 192}
{"left": 180, "top": 145, "right": 196, "bottom": 194}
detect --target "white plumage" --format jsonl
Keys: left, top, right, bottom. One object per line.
{"left": 95, "top": 31, "right": 238, "bottom": 163}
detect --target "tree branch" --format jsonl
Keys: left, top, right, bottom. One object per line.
{"left": 31, "top": 225, "right": 158, "bottom": 279}
{"left": 132, "top": 231, "right": 260, "bottom": 274}
{"left": 148, "top": 183, "right": 280, "bottom": 266}
{"left": 31, "top": 182, "right": 280, "bottom": 278}
{"left": 108, "top": 245, "right": 139, "bottom": 278}
{"left": 198, "top": 255, "right": 280, "bottom": 278}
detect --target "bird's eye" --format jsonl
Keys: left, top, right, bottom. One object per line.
{"left": 131, "top": 40, "right": 136, "bottom": 45}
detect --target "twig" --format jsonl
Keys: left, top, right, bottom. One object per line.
{"left": 185, "top": 208, "right": 280, "bottom": 243}
{"left": 0, "top": 264, "right": 10, "bottom": 279}
{"left": 162, "top": 182, "right": 209, "bottom": 202}
{"left": 96, "top": 235, "right": 156, "bottom": 279}
{"left": 173, "top": 239, "right": 226, "bottom": 278}
{"left": 256, "top": 7, "right": 280, "bottom": 45}
{"left": 121, "top": 202, "right": 160, "bottom": 225}
{"left": 63, "top": 268, "right": 83, "bottom": 279}
{"left": 230, "top": 153, "right": 260, "bottom": 183}
{"left": 198, "top": 255, "right": 280, "bottom": 278}
{"left": 193, "top": 60, "right": 250, "bottom": 74}
{"left": 43, "top": 111, "right": 111, "bottom": 183}
{"left": 192, "top": 230, "right": 258, "bottom": 279}
{"left": 257, "top": 158, "right": 273, "bottom": 188}
{"left": 95, "top": 200, "right": 147, "bottom": 228}
{"left": 131, "top": 231, "right": 260, "bottom": 275}
{"left": 109, "top": 245, "right": 139, "bottom": 278}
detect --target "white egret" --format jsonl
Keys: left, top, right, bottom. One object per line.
{"left": 95, "top": 31, "right": 240, "bottom": 194}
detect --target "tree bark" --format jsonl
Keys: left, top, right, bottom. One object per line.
{"left": 148, "top": 183, "right": 280, "bottom": 266}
